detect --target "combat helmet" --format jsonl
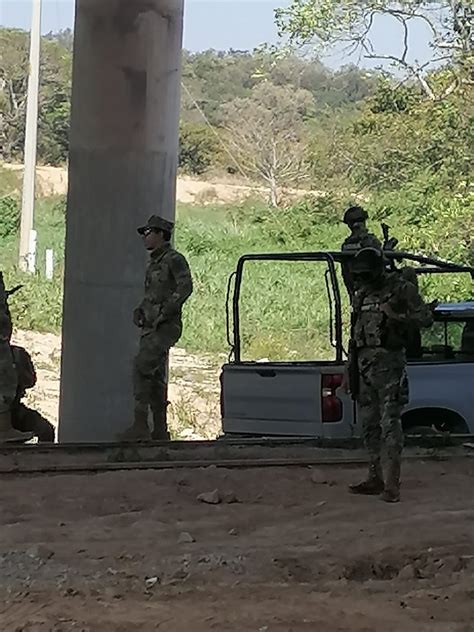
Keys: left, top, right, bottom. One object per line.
{"left": 343, "top": 205, "right": 368, "bottom": 226}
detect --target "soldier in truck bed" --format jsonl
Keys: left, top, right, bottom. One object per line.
{"left": 348, "top": 248, "right": 434, "bottom": 503}
{"left": 341, "top": 206, "right": 382, "bottom": 300}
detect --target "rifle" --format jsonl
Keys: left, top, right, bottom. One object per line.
{"left": 381, "top": 223, "right": 398, "bottom": 272}
{"left": 381, "top": 223, "right": 398, "bottom": 252}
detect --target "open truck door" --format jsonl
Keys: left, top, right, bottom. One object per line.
{"left": 220, "top": 252, "right": 355, "bottom": 438}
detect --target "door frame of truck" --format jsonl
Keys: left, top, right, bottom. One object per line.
{"left": 227, "top": 250, "right": 474, "bottom": 364}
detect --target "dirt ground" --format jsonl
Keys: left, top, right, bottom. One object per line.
{"left": 1, "top": 461, "right": 473, "bottom": 631}
{"left": 3, "top": 164, "right": 315, "bottom": 205}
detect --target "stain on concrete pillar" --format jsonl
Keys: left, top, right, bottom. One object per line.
{"left": 121, "top": 66, "right": 148, "bottom": 108}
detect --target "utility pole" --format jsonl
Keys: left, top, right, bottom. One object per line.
{"left": 19, "top": 0, "right": 42, "bottom": 272}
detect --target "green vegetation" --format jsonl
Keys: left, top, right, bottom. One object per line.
{"left": 1, "top": 177, "right": 471, "bottom": 360}
{"left": 0, "top": 8, "right": 472, "bottom": 360}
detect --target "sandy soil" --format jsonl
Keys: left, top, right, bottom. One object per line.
{"left": 2, "top": 164, "right": 315, "bottom": 205}
{"left": 12, "top": 330, "right": 222, "bottom": 440}
{"left": 0, "top": 461, "right": 473, "bottom": 631}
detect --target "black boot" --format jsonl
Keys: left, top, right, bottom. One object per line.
{"left": 381, "top": 457, "right": 401, "bottom": 503}
{"left": 151, "top": 385, "right": 170, "bottom": 441}
{"left": 350, "top": 461, "right": 384, "bottom": 495}
{"left": 117, "top": 409, "right": 151, "bottom": 442}
{"left": 0, "top": 411, "right": 33, "bottom": 444}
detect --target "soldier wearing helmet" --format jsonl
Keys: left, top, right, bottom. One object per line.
{"left": 341, "top": 206, "right": 382, "bottom": 300}
{"left": 347, "top": 248, "right": 434, "bottom": 502}
{"left": 118, "top": 215, "right": 193, "bottom": 442}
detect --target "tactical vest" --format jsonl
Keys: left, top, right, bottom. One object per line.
{"left": 353, "top": 281, "right": 407, "bottom": 350}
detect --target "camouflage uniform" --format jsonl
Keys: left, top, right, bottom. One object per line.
{"left": 341, "top": 206, "right": 382, "bottom": 300}
{"left": 350, "top": 250, "right": 433, "bottom": 501}
{"left": 0, "top": 273, "right": 33, "bottom": 443}
{"left": 0, "top": 274, "right": 16, "bottom": 417}
{"left": 120, "top": 215, "right": 193, "bottom": 441}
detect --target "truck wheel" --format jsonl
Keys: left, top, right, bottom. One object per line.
{"left": 403, "top": 409, "right": 468, "bottom": 435}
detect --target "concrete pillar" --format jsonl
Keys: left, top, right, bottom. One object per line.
{"left": 59, "top": 0, "right": 184, "bottom": 442}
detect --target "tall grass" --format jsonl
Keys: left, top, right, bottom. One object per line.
{"left": 1, "top": 186, "right": 472, "bottom": 360}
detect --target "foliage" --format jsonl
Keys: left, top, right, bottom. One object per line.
{"left": 306, "top": 75, "right": 473, "bottom": 197}
{"left": 0, "top": 195, "right": 20, "bottom": 239}
{"left": 223, "top": 83, "right": 313, "bottom": 205}
{"left": 0, "top": 20, "right": 472, "bottom": 360}
{"left": 0, "top": 28, "right": 71, "bottom": 165}
{"left": 0, "top": 27, "right": 380, "bottom": 177}
{"left": 276, "top": 0, "right": 474, "bottom": 100}
{"left": 1, "top": 191, "right": 471, "bottom": 360}
{"left": 179, "top": 122, "right": 218, "bottom": 175}
{"left": 0, "top": 29, "right": 29, "bottom": 160}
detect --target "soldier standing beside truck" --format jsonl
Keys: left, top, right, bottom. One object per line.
{"left": 118, "top": 215, "right": 193, "bottom": 442}
{"left": 347, "top": 248, "right": 433, "bottom": 502}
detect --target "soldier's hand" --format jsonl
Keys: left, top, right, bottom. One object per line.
{"left": 429, "top": 300, "right": 439, "bottom": 312}
{"left": 133, "top": 308, "right": 145, "bottom": 328}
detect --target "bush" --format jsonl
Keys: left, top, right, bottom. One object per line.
{"left": 0, "top": 195, "right": 20, "bottom": 238}
{"left": 179, "top": 122, "right": 219, "bottom": 175}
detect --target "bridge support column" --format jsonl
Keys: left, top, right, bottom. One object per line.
{"left": 59, "top": 0, "right": 184, "bottom": 442}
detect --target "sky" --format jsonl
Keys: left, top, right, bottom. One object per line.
{"left": 0, "top": 0, "right": 434, "bottom": 71}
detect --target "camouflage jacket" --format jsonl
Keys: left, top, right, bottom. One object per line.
{"left": 341, "top": 228, "right": 382, "bottom": 298}
{"left": 0, "top": 272, "right": 12, "bottom": 341}
{"left": 137, "top": 244, "right": 193, "bottom": 334}
{"left": 351, "top": 272, "right": 433, "bottom": 351}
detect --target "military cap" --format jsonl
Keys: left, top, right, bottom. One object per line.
{"left": 343, "top": 205, "right": 368, "bottom": 226}
{"left": 137, "top": 215, "right": 174, "bottom": 235}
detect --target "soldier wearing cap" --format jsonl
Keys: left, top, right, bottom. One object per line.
{"left": 118, "top": 215, "right": 193, "bottom": 442}
{"left": 347, "top": 247, "right": 433, "bottom": 502}
{"left": 0, "top": 272, "right": 33, "bottom": 443}
{"left": 341, "top": 206, "right": 382, "bottom": 300}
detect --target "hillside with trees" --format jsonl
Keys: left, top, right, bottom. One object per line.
{"left": 0, "top": 1, "right": 472, "bottom": 355}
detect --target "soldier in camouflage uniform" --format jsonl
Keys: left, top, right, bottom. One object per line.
{"left": 341, "top": 206, "right": 382, "bottom": 300}
{"left": 0, "top": 272, "right": 33, "bottom": 443}
{"left": 118, "top": 215, "right": 193, "bottom": 442}
{"left": 348, "top": 248, "right": 433, "bottom": 502}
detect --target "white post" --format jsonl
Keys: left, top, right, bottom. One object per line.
{"left": 45, "top": 249, "right": 54, "bottom": 280}
{"left": 27, "top": 230, "right": 37, "bottom": 274}
{"left": 19, "top": 0, "right": 42, "bottom": 272}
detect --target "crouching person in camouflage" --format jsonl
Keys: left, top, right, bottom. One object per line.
{"left": 348, "top": 248, "right": 433, "bottom": 502}
{"left": 0, "top": 273, "right": 33, "bottom": 444}
{"left": 118, "top": 215, "right": 193, "bottom": 442}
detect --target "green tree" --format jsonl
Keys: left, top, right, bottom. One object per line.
{"left": 0, "top": 28, "right": 72, "bottom": 164}
{"left": 179, "top": 122, "right": 218, "bottom": 175}
{"left": 276, "top": 1, "right": 473, "bottom": 100}
{"left": 0, "top": 29, "right": 29, "bottom": 160}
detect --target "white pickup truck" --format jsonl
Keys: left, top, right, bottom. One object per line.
{"left": 220, "top": 251, "right": 474, "bottom": 437}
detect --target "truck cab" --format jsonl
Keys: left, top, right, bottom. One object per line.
{"left": 404, "top": 302, "right": 474, "bottom": 434}
{"left": 220, "top": 251, "right": 474, "bottom": 438}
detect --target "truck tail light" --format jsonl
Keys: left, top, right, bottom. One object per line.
{"left": 321, "top": 374, "right": 343, "bottom": 422}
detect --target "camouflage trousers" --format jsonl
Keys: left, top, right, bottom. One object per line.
{"left": 357, "top": 347, "right": 407, "bottom": 463}
{"left": 133, "top": 322, "right": 182, "bottom": 415}
{"left": 0, "top": 340, "right": 17, "bottom": 415}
